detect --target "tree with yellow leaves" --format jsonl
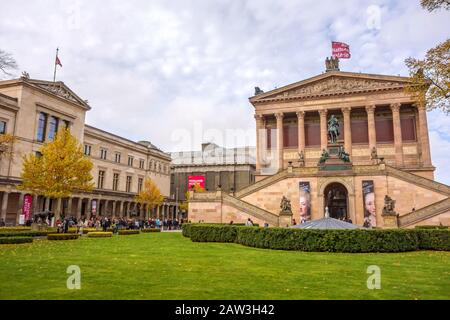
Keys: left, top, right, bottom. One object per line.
{"left": 20, "top": 129, "right": 94, "bottom": 219}
{"left": 179, "top": 183, "right": 205, "bottom": 212}
{"left": 0, "top": 133, "right": 16, "bottom": 161}
{"left": 405, "top": 2, "right": 449, "bottom": 113}
{"left": 135, "top": 178, "right": 164, "bottom": 218}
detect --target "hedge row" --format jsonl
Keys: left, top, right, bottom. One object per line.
{"left": 0, "top": 231, "right": 51, "bottom": 238}
{"left": 0, "top": 227, "right": 32, "bottom": 232}
{"left": 182, "top": 223, "right": 259, "bottom": 238}
{"left": 118, "top": 230, "right": 140, "bottom": 235}
{"left": 88, "top": 232, "right": 113, "bottom": 238}
{"left": 0, "top": 237, "right": 34, "bottom": 244}
{"left": 47, "top": 234, "right": 80, "bottom": 241}
{"left": 415, "top": 225, "right": 449, "bottom": 230}
{"left": 187, "top": 225, "right": 450, "bottom": 253}
{"left": 141, "top": 228, "right": 161, "bottom": 233}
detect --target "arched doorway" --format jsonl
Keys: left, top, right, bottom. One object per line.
{"left": 323, "top": 183, "right": 348, "bottom": 220}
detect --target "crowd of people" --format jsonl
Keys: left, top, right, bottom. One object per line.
{"left": 52, "top": 216, "right": 185, "bottom": 234}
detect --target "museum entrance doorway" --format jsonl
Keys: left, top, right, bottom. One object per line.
{"left": 324, "top": 183, "right": 349, "bottom": 220}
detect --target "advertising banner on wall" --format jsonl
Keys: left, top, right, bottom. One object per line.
{"left": 188, "top": 176, "right": 205, "bottom": 190}
{"left": 91, "top": 200, "right": 97, "bottom": 215}
{"left": 299, "top": 182, "right": 312, "bottom": 224}
{"left": 362, "top": 181, "right": 377, "bottom": 228}
{"left": 22, "top": 194, "right": 33, "bottom": 222}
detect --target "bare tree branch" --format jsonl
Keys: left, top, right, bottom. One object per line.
{"left": 0, "top": 49, "right": 19, "bottom": 76}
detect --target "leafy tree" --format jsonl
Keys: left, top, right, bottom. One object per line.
{"left": 420, "top": 0, "right": 450, "bottom": 11}
{"left": 405, "top": 3, "right": 449, "bottom": 113}
{"left": 0, "top": 49, "right": 18, "bottom": 77}
{"left": 179, "top": 183, "right": 205, "bottom": 212}
{"left": 19, "top": 129, "right": 94, "bottom": 217}
{"left": 135, "top": 178, "right": 164, "bottom": 218}
{"left": 0, "top": 134, "right": 16, "bottom": 161}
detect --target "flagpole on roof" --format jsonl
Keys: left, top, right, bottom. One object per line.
{"left": 53, "top": 48, "right": 59, "bottom": 83}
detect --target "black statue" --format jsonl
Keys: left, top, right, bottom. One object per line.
{"left": 319, "top": 149, "right": 329, "bottom": 164}
{"left": 254, "top": 87, "right": 264, "bottom": 95}
{"left": 338, "top": 146, "right": 351, "bottom": 163}
{"left": 328, "top": 115, "right": 340, "bottom": 144}
{"left": 382, "top": 195, "right": 397, "bottom": 216}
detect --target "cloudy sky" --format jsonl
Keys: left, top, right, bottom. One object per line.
{"left": 1, "top": 0, "right": 449, "bottom": 183}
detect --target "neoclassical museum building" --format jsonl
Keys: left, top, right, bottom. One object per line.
{"left": 189, "top": 61, "right": 450, "bottom": 228}
{"left": 0, "top": 76, "right": 177, "bottom": 226}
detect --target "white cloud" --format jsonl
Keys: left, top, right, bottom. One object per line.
{"left": 0, "top": 0, "right": 449, "bottom": 184}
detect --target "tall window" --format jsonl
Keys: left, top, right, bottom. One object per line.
{"left": 149, "top": 160, "right": 154, "bottom": 171}
{"left": 138, "top": 178, "right": 143, "bottom": 193}
{"left": 100, "top": 148, "right": 107, "bottom": 160}
{"left": 47, "top": 116, "right": 59, "bottom": 141}
{"left": 84, "top": 145, "right": 91, "bottom": 156}
{"left": 63, "top": 120, "right": 70, "bottom": 129}
{"left": 98, "top": 170, "right": 105, "bottom": 189}
{"left": 128, "top": 156, "right": 134, "bottom": 167}
{"left": 0, "top": 121, "right": 6, "bottom": 134}
{"left": 113, "top": 173, "right": 119, "bottom": 191}
{"left": 115, "top": 152, "right": 121, "bottom": 163}
{"left": 139, "top": 159, "right": 145, "bottom": 169}
{"left": 126, "top": 176, "right": 132, "bottom": 193}
{"left": 37, "top": 112, "right": 47, "bottom": 142}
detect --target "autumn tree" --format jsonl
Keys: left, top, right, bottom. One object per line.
{"left": 179, "top": 183, "right": 205, "bottom": 212}
{"left": 20, "top": 129, "right": 94, "bottom": 219}
{"left": 0, "top": 49, "right": 18, "bottom": 77}
{"left": 135, "top": 178, "right": 164, "bottom": 219}
{"left": 405, "top": 2, "right": 449, "bottom": 113}
{"left": 0, "top": 133, "right": 16, "bottom": 161}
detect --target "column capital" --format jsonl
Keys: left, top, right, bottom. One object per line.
{"left": 275, "top": 112, "right": 284, "bottom": 120}
{"left": 254, "top": 114, "right": 264, "bottom": 122}
{"left": 341, "top": 107, "right": 352, "bottom": 114}
{"left": 413, "top": 101, "right": 426, "bottom": 111}
{"left": 365, "top": 104, "right": 376, "bottom": 113}
{"left": 390, "top": 103, "right": 401, "bottom": 112}
{"left": 318, "top": 109, "right": 328, "bottom": 117}
{"left": 296, "top": 111, "right": 305, "bottom": 119}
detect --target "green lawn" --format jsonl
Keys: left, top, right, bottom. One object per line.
{"left": 0, "top": 232, "right": 449, "bottom": 300}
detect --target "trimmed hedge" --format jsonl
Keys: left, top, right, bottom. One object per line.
{"left": 416, "top": 229, "right": 450, "bottom": 251}
{"left": 182, "top": 223, "right": 259, "bottom": 238}
{"left": 88, "top": 232, "right": 113, "bottom": 238}
{"left": 47, "top": 234, "right": 80, "bottom": 241}
{"left": 142, "top": 228, "right": 161, "bottom": 233}
{"left": 118, "top": 230, "right": 140, "bottom": 235}
{"left": 415, "top": 225, "right": 449, "bottom": 230}
{"left": 0, "top": 231, "right": 50, "bottom": 238}
{"left": 0, "top": 237, "right": 34, "bottom": 244}
{"left": 190, "top": 225, "right": 240, "bottom": 243}
{"left": 186, "top": 224, "right": 450, "bottom": 253}
{"left": 0, "top": 227, "right": 32, "bottom": 232}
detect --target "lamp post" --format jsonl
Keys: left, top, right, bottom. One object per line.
{"left": 175, "top": 187, "right": 179, "bottom": 222}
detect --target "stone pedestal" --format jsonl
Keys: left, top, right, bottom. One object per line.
{"left": 382, "top": 214, "right": 399, "bottom": 229}
{"left": 319, "top": 143, "right": 352, "bottom": 172}
{"left": 279, "top": 210, "right": 293, "bottom": 228}
{"left": 31, "top": 223, "right": 49, "bottom": 232}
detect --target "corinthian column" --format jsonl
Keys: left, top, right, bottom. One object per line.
{"left": 319, "top": 109, "right": 328, "bottom": 150}
{"left": 254, "top": 114, "right": 264, "bottom": 173}
{"left": 365, "top": 105, "right": 377, "bottom": 151}
{"left": 342, "top": 107, "right": 352, "bottom": 156}
{"left": 390, "top": 103, "right": 404, "bottom": 167}
{"left": 275, "top": 113, "right": 284, "bottom": 171}
{"left": 296, "top": 111, "right": 305, "bottom": 155}
{"left": 416, "top": 102, "right": 432, "bottom": 166}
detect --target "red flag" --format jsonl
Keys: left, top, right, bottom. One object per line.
{"left": 332, "top": 42, "right": 351, "bottom": 59}
{"left": 55, "top": 55, "right": 62, "bottom": 67}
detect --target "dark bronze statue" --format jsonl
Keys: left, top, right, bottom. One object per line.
{"left": 254, "top": 87, "right": 264, "bottom": 95}
{"left": 382, "top": 195, "right": 397, "bottom": 216}
{"left": 319, "top": 149, "right": 329, "bottom": 164}
{"left": 338, "top": 146, "right": 351, "bottom": 163}
{"left": 328, "top": 115, "right": 340, "bottom": 144}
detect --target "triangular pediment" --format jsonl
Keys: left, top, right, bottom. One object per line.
{"left": 26, "top": 79, "right": 90, "bottom": 109}
{"left": 250, "top": 71, "right": 411, "bottom": 104}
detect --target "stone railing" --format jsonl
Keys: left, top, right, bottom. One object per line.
{"left": 399, "top": 197, "right": 450, "bottom": 227}
{"left": 235, "top": 170, "right": 290, "bottom": 199}
{"left": 222, "top": 193, "right": 279, "bottom": 226}
{"left": 385, "top": 165, "right": 450, "bottom": 196}
{"left": 191, "top": 192, "right": 220, "bottom": 201}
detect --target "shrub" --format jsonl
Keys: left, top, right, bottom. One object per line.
{"left": 142, "top": 228, "right": 161, "bottom": 233}
{"left": 416, "top": 230, "right": 450, "bottom": 251}
{"left": 47, "top": 234, "right": 80, "bottom": 241}
{"left": 0, "top": 227, "right": 32, "bottom": 232}
{"left": 88, "top": 232, "right": 113, "bottom": 238}
{"left": 190, "top": 225, "right": 240, "bottom": 243}
{"left": 118, "top": 230, "right": 140, "bottom": 235}
{"left": 182, "top": 223, "right": 193, "bottom": 238}
{"left": 415, "top": 225, "right": 449, "bottom": 230}
{"left": 80, "top": 228, "right": 99, "bottom": 235}
{"left": 0, "top": 237, "right": 33, "bottom": 244}
{"left": 0, "top": 231, "right": 50, "bottom": 238}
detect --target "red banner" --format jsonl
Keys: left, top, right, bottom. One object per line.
{"left": 188, "top": 176, "right": 205, "bottom": 190}
{"left": 23, "top": 194, "right": 33, "bottom": 221}
{"left": 332, "top": 42, "right": 351, "bottom": 59}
